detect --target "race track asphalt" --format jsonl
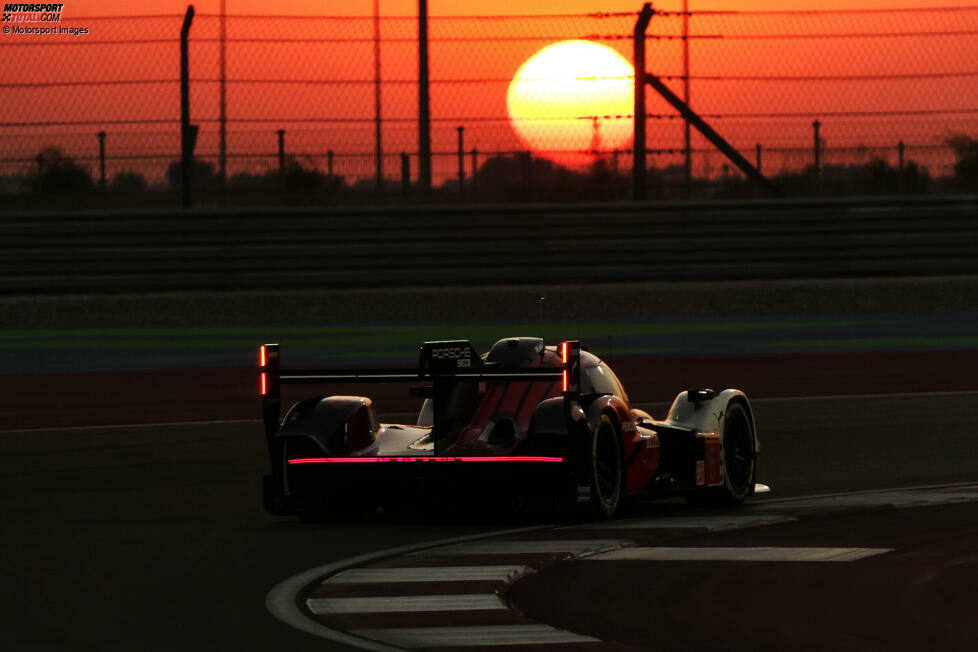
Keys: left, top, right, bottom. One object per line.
{"left": 2, "top": 352, "right": 977, "bottom": 651}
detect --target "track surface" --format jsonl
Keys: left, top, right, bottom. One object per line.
{"left": 511, "top": 500, "right": 978, "bottom": 652}
{"left": 2, "top": 351, "right": 977, "bottom": 651}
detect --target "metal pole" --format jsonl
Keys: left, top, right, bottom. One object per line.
{"left": 219, "top": 0, "right": 227, "bottom": 194}
{"left": 417, "top": 0, "right": 432, "bottom": 198}
{"left": 813, "top": 119, "right": 821, "bottom": 184}
{"left": 470, "top": 148, "right": 478, "bottom": 192}
{"left": 400, "top": 152, "right": 410, "bottom": 196}
{"left": 97, "top": 131, "right": 106, "bottom": 191}
{"left": 277, "top": 129, "right": 286, "bottom": 178}
{"left": 523, "top": 151, "right": 532, "bottom": 201}
{"left": 456, "top": 126, "right": 464, "bottom": 193}
{"left": 633, "top": 3, "right": 653, "bottom": 201}
{"left": 645, "top": 73, "right": 781, "bottom": 196}
{"left": 682, "top": 0, "right": 691, "bottom": 198}
{"left": 180, "top": 5, "right": 195, "bottom": 209}
{"left": 373, "top": 0, "right": 383, "bottom": 195}
{"left": 755, "top": 143, "right": 761, "bottom": 174}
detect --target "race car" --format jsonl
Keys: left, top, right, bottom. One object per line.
{"left": 259, "top": 337, "right": 759, "bottom": 520}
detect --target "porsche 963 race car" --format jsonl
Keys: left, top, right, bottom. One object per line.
{"left": 259, "top": 337, "right": 759, "bottom": 519}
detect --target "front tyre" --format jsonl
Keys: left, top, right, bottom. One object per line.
{"left": 687, "top": 401, "right": 756, "bottom": 508}
{"left": 578, "top": 413, "right": 624, "bottom": 520}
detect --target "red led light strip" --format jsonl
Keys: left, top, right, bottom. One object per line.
{"left": 288, "top": 456, "right": 564, "bottom": 465}
{"left": 260, "top": 372, "right": 267, "bottom": 396}
{"left": 561, "top": 341, "right": 569, "bottom": 392}
{"left": 260, "top": 345, "right": 266, "bottom": 367}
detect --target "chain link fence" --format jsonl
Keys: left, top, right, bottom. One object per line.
{"left": 1, "top": 6, "right": 976, "bottom": 207}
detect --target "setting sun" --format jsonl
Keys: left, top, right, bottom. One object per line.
{"left": 506, "top": 40, "right": 634, "bottom": 167}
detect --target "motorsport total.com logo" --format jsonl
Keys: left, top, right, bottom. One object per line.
{"left": 3, "top": 3, "right": 63, "bottom": 22}
{"left": 3, "top": 3, "right": 88, "bottom": 36}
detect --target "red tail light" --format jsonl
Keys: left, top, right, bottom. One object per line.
{"left": 561, "top": 341, "right": 569, "bottom": 391}
{"left": 260, "top": 372, "right": 267, "bottom": 396}
{"left": 259, "top": 345, "right": 266, "bottom": 367}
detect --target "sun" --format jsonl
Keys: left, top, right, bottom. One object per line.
{"left": 506, "top": 40, "right": 634, "bottom": 168}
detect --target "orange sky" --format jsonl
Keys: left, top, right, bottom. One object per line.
{"left": 4, "top": 1, "right": 977, "bottom": 181}
{"left": 60, "top": 1, "right": 978, "bottom": 17}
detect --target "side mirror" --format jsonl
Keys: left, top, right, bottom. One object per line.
{"left": 687, "top": 388, "right": 716, "bottom": 403}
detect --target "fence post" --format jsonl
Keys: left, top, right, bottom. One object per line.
{"left": 682, "top": 0, "right": 691, "bottom": 199}
{"left": 97, "top": 131, "right": 107, "bottom": 191}
{"left": 522, "top": 151, "right": 533, "bottom": 201}
{"left": 400, "top": 152, "right": 410, "bottom": 196}
{"left": 812, "top": 119, "right": 821, "bottom": 186}
{"left": 632, "top": 3, "right": 653, "bottom": 200}
{"left": 277, "top": 129, "right": 286, "bottom": 179}
{"left": 456, "top": 126, "right": 465, "bottom": 194}
{"left": 755, "top": 143, "right": 762, "bottom": 174}
{"left": 373, "top": 0, "right": 383, "bottom": 196}
{"left": 417, "top": 0, "right": 432, "bottom": 198}
{"left": 470, "top": 148, "right": 478, "bottom": 193}
{"left": 180, "top": 5, "right": 196, "bottom": 209}
{"left": 327, "top": 149, "right": 334, "bottom": 178}
{"left": 219, "top": 0, "right": 227, "bottom": 195}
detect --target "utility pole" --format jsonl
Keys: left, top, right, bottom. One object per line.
{"left": 374, "top": 0, "right": 383, "bottom": 195}
{"left": 417, "top": 0, "right": 432, "bottom": 198}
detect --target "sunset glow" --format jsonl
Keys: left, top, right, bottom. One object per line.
{"left": 506, "top": 41, "right": 634, "bottom": 167}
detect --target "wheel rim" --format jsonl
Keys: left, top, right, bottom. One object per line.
{"left": 594, "top": 420, "right": 621, "bottom": 508}
{"left": 724, "top": 408, "right": 753, "bottom": 493}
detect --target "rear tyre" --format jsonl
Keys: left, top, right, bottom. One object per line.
{"left": 577, "top": 413, "right": 624, "bottom": 520}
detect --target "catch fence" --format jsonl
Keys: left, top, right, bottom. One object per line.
{"left": 1, "top": 5, "right": 976, "bottom": 204}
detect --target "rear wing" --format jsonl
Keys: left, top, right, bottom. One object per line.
{"left": 259, "top": 339, "right": 581, "bottom": 440}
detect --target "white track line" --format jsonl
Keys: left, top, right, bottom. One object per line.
{"left": 416, "top": 539, "right": 630, "bottom": 556}
{"left": 751, "top": 488, "right": 978, "bottom": 511}
{"left": 752, "top": 482, "right": 978, "bottom": 505}
{"left": 265, "top": 524, "right": 554, "bottom": 652}
{"left": 591, "top": 546, "right": 893, "bottom": 562}
{"left": 308, "top": 594, "right": 505, "bottom": 615}
{"left": 576, "top": 514, "right": 796, "bottom": 531}
{"left": 324, "top": 565, "right": 530, "bottom": 584}
{"left": 350, "top": 624, "right": 600, "bottom": 647}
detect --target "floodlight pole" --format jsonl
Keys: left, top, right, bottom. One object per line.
{"left": 632, "top": 3, "right": 653, "bottom": 201}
